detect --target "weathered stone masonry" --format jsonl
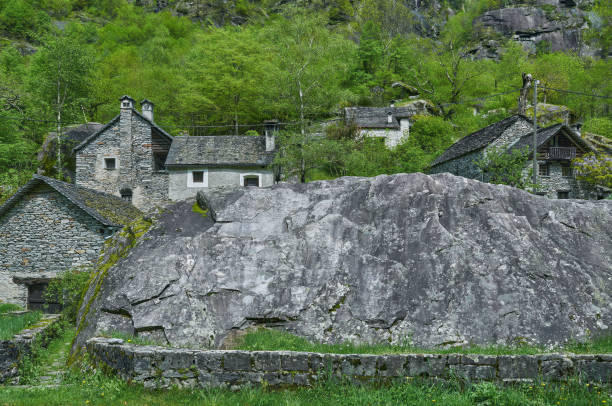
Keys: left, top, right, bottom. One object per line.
{"left": 0, "top": 185, "right": 107, "bottom": 306}
{"left": 75, "top": 106, "right": 170, "bottom": 210}
{"left": 87, "top": 338, "right": 612, "bottom": 389}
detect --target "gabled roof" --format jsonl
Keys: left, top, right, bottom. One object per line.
{"left": 0, "top": 175, "right": 141, "bottom": 228}
{"left": 165, "top": 136, "right": 275, "bottom": 167}
{"left": 509, "top": 123, "right": 595, "bottom": 154}
{"left": 72, "top": 109, "right": 173, "bottom": 154}
{"left": 344, "top": 106, "right": 419, "bottom": 129}
{"left": 431, "top": 115, "right": 531, "bottom": 167}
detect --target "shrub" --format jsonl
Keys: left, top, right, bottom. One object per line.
{"left": 44, "top": 267, "right": 94, "bottom": 323}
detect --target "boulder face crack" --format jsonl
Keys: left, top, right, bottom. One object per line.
{"left": 73, "top": 173, "right": 612, "bottom": 352}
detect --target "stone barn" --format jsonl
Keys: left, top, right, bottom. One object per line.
{"left": 0, "top": 175, "right": 140, "bottom": 310}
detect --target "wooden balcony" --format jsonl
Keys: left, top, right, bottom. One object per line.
{"left": 539, "top": 147, "right": 577, "bottom": 160}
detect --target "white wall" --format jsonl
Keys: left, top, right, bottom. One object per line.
{"left": 168, "top": 168, "right": 275, "bottom": 201}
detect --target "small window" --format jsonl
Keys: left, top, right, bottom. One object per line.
{"left": 192, "top": 171, "right": 204, "bottom": 183}
{"left": 244, "top": 176, "right": 259, "bottom": 187}
{"left": 557, "top": 191, "right": 569, "bottom": 199}
{"left": 121, "top": 189, "right": 132, "bottom": 202}
{"left": 561, "top": 165, "right": 572, "bottom": 177}
{"left": 154, "top": 153, "right": 167, "bottom": 171}
{"left": 538, "top": 164, "right": 549, "bottom": 176}
{"left": 104, "top": 158, "right": 116, "bottom": 170}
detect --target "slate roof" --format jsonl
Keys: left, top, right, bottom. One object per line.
{"left": 431, "top": 115, "right": 531, "bottom": 167}
{"left": 344, "top": 107, "right": 419, "bottom": 129}
{"left": 509, "top": 123, "right": 595, "bottom": 154}
{"left": 165, "top": 136, "right": 275, "bottom": 167}
{"left": 0, "top": 175, "right": 141, "bottom": 228}
{"left": 72, "top": 109, "right": 173, "bottom": 153}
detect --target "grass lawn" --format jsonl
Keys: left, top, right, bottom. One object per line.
{"left": 232, "top": 328, "right": 612, "bottom": 355}
{"left": 0, "top": 327, "right": 610, "bottom": 406}
{"left": 0, "top": 311, "right": 42, "bottom": 340}
{"left": 0, "top": 303, "right": 23, "bottom": 314}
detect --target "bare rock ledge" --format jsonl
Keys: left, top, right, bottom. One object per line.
{"left": 74, "top": 173, "right": 612, "bottom": 352}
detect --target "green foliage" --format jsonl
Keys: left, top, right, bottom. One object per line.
{"left": 0, "top": 0, "right": 50, "bottom": 39}
{"left": 0, "top": 302, "right": 23, "bottom": 313}
{"left": 44, "top": 267, "right": 94, "bottom": 323}
{"left": 475, "top": 146, "right": 532, "bottom": 189}
{"left": 233, "top": 328, "right": 612, "bottom": 355}
{"left": 0, "top": 310, "right": 42, "bottom": 339}
{"left": 584, "top": 117, "right": 612, "bottom": 138}
{"left": 572, "top": 153, "right": 612, "bottom": 189}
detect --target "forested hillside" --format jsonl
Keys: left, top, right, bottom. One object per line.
{"left": 0, "top": 0, "right": 610, "bottom": 201}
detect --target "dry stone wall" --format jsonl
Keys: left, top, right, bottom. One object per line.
{"left": 86, "top": 337, "right": 612, "bottom": 389}
{"left": 0, "top": 314, "right": 61, "bottom": 383}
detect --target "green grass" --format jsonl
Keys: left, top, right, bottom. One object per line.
{"left": 233, "top": 328, "right": 612, "bottom": 355}
{"left": 0, "top": 369, "right": 609, "bottom": 406}
{"left": 0, "top": 326, "right": 609, "bottom": 406}
{"left": 0, "top": 311, "right": 42, "bottom": 340}
{"left": 0, "top": 303, "right": 23, "bottom": 313}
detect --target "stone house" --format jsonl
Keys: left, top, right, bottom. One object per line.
{"left": 344, "top": 101, "right": 434, "bottom": 148}
{"left": 73, "top": 96, "right": 278, "bottom": 209}
{"left": 0, "top": 175, "right": 141, "bottom": 310}
{"left": 165, "top": 133, "right": 277, "bottom": 201}
{"left": 429, "top": 115, "right": 602, "bottom": 199}
{"left": 73, "top": 96, "right": 174, "bottom": 210}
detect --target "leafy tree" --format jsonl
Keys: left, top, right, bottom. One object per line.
{"left": 28, "top": 34, "right": 94, "bottom": 177}
{"left": 572, "top": 153, "right": 612, "bottom": 189}
{"left": 475, "top": 146, "right": 531, "bottom": 189}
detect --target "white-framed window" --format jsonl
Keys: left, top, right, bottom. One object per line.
{"left": 104, "top": 157, "right": 117, "bottom": 170}
{"left": 187, "top": 169, "right": 208, "bottom": 187}
{"left": 240, "top": 173, "right": 262, "bottom": 187}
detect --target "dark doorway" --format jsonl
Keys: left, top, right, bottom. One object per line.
{"left": 28, "top": 283, "right": 61, "bottom": 313}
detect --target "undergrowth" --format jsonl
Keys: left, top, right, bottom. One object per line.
{"left": 232, "top": 328, "right": 612, "bottom": 355}
{"left": 0, "top": 310, "right": 42, "bottom": 340}
{"left": 0, "top": 303, "right": 23, "bottom": 313}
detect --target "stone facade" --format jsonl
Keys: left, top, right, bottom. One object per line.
{"left": 75, "top": 106, "right": 170, "bottom": 210}
{"left": 430, "top": 119, "right": 599, "bottom": 199}
{"left": 86, "top": 337, "right": 612, "bottom": 389}
{"left": 360, "top": 119, "right": 409, "bottom": 148}
{"left": 0, "top": 184, "right": 108, "bottom": 306}
{"left": 168, "top": 168, "right": 275, "bottom": 201}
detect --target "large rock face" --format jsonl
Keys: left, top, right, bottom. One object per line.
{"left": 74, "top": 174, "right": 611, "bottom": 352}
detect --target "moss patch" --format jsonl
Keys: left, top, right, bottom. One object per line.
{"left": 192, "top": 202, "right": 208, "bottom": 217}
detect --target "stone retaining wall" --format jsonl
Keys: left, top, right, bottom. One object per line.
{"left": 0, "top": 314, "right": 61, "bottom": 383}
{"left": 86, "top": 337, "right": 612, "bottom": 389}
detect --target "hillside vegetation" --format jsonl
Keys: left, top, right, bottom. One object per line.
{"left": 0, "top": 0, "right": 610, "bottom": 201}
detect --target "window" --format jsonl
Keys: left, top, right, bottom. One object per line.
{"left": 187, "top": 170, "right": 208, "bottom": 187}
{"left": 104, "top": 158, "right": 116, "bottom": 170}
{"left": 244, "top": 177, "right": 259, "bottom": 187}
{"left": 192, "top": 171, "right": 204, "bottom": 183}
{"left": 561, "top": 165, "right": 572, "bottom": 177}
{"left": 120, "top": 189, "right": 132, "bottom": 202}
{"left": 538, "top": 164, "right": 549, "bottom": 176}
{"left": 240, "top": 173, "right": 261, "bottom": 187}
{"left": 557, "top": 191, "right": 569, "bottom": 199}
{"left": 28, "top": 283, "right": 61, "bottom": 313}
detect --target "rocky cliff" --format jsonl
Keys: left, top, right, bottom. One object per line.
{"left": 73, "top": 173, "right": 611, "bottom": 352}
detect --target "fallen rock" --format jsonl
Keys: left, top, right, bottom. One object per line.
{"left": 73, "top": 173, "right": 612, "bottom": 352}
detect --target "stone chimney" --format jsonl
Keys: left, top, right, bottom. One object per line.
{"left": 120, "top": 95, "right": 134, "bottom": 110}
{"left": 387, "top": 111, "right": 393, "bottom": 124}
{"left": 264, "top": 120, "right": 279, "bottom": 152}
{"left": 571, "top": 122, "right": 582, "bottom": 137}
{"left": 140, "top": 99, "right": 154, "bottom": 122}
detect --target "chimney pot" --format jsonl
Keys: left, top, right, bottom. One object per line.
{"left": 264, "top": 120, "right": 279, "bottom": 152}
{"left": 387, "top": 112, "right": 393, "bottom": 124}
{"left": 119, "top": 95, "right": 135, "bottom": 110}
{"left": 140, "top": 99, "right": 154, "bottom": 122}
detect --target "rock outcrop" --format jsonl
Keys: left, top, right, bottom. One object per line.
{"left": 74, "top": 174, "right": 612, "bottom": 352}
